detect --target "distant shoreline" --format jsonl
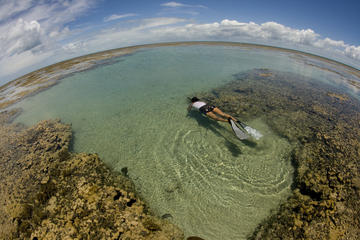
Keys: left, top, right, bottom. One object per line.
{"left": 1, "top": 41, "right": 359, "bottom": 110}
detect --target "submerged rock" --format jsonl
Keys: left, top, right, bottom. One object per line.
{"left": 187, "top": 237, "right": 205, "bottom": 240}
{"left": 197, "top": 68, "right": 360, "bottom": 239}
{"left": 0, "top": 112, "right": 183, "bottom": 239}
{"left": 161, "top": 213, "right": 173, "bottom": 220}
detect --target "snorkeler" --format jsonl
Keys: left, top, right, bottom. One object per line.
{"left": 188, "top": 97, "right": 263, "bottom": 140}
{"left": 187, "top": 97, "right": 238, "bottom": 122}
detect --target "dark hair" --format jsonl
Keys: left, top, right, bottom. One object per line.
{"left": 191, "top": 97, "right": 199, "bottom": 103}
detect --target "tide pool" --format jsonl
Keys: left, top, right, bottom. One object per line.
{"left": 12, "top": 45, "right": 350, "bottom": 239}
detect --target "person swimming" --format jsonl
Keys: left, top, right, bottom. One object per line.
{"left": 187, "top": 97, "right": 238, "bottom": 122}
{"left": 188, "top": 97, "right": 262, "bottom": 140}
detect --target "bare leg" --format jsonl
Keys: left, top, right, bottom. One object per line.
{"left": 206, "top": 111, "right": 228, "bottom": 122}
{"left": 212, "top": 107, "right": 237, "bottom": 121}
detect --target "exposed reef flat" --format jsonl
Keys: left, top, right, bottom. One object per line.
{"left": 196, "top": 68, "right": 360, "bottom": 239}
{"left": 289, "top": 54, "right": 360, "bottom": 91}
{"left": 1, "top": 41, "right": 359, "bottom": 111}
{"left": 0, "top": 110, "right": 183, "bottom": 239}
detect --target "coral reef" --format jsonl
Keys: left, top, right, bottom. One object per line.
{"left": 0, "top": 110, "right": 183, "bottom": 239}
{"left": 197, "top": 68, "right": 360, "bottom": 239}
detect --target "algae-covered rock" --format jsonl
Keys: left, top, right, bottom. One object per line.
{"left": 0, "top": 111, "right": 183, "bottom": 239}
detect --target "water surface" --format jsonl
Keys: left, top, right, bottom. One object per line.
{"left": 13, "top": 45, "right": 355, "bottom": 239}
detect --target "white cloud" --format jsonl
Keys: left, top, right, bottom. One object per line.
{"left": 0, "top": 0, "right": 95, "bottom": 59}
{"left": 72, "top": 18, "right": 187, "bottom": 53}
{"left": 62, "top": 41, "right": 87, "bottom": 53}
{"left": 161, "top": 2, "right": 185, "bottom": 7}
{"left": 345, "top": 45, "right": 360, "bottom": 60}
{"left": 0, "top": 50, "right": 53, "bottom": 82}
{"left": 161, "top": 2, "right": 206, "bottom": 8}
{"left": 314, "top": 38, "right": 346, "bottom": 48}
{"left": 104, "top": 13, "right": 137, "bottom": 22}
{"left": 0, "top": 0, "right": 33, "bottom": 21}
{"left": 0, "top": 0, "right": 96, "bottom": 83}
{"left": 4, "top": 19, "right": 42, "bottom": 56}
{"left": 136, "top": 17, "right": 186, "bottom": 29}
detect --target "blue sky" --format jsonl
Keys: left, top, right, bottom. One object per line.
{"left": 69, "top": 0, "right": 360, "bottom": 45}
{"left": 0, "top": 0, "right": 359, "bottom": 85}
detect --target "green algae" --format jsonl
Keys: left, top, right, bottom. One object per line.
{"left": 197, "top": 68, "right": 360, "bottom": 239}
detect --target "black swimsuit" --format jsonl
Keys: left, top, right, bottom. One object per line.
{"left": 199, "top": 104, "right": 215, "bottom": 115}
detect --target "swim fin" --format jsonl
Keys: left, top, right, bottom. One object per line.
{"left": 228, "top": 118, "right": 249, "bottom": 140}
{"left": 237, "top": 120, "right": 263, "bottom": 140}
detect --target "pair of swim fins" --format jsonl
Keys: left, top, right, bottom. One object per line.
{"left": 228, "top": 118, "right": 249, "bottom": 140}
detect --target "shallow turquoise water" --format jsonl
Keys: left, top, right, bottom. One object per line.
{"left": 11, "top": 45, "right": 356, "bottom": 239}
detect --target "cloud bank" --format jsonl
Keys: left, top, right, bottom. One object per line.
{"left": 0, "top": 1, "right": 359, "bottom": 85}
{"left": 75, "top": 19, "right": 360, "bottom": 64}
{"left": 0, "top": 0, "right": 95, "bottom": 83}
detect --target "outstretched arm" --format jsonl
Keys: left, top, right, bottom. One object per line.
{"left": 187, "top": 103, "right": 193, "bottom": 112}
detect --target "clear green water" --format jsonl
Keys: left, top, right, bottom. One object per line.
{"left": 12, "top": 45, "right": 352, "bottom": 239}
